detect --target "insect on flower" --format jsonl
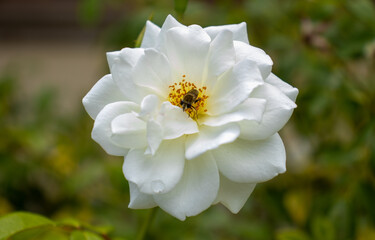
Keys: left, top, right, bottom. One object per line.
{"left": 180, "top": 88, "right": 201, "bottom": 117}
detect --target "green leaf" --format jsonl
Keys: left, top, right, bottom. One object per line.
{"left": 346, "top": 0, "right": 375, "bottom": 26}
{"left": 56, "top": 218, "right": 112, "bottom": 236}
{"left": 82, "top": 224, "right": 113, "bottom": 236}
{"left": 135, "top": 14, "right": 153, "bottom": 48}
{"left": 174, "top": 0, "right": 189, "bottom": 19}
{"left": 134, "top": 24, "right": 147, "bottom": 48}
{"left": 56, "top": 218, "right": 81, "bottom": 228}
{"left": 276, "top": 229, "right": 310, "bottom": 240}
{"left": 8, "top": 225, "right": 61, "bottom": 240}
{"left": 70, "top": 231, "right": 103, "bottom": 240}
{"left": 0, "top": 212, "right": 54, "bottom": 240}
{"left": 312, "top": 217, "right": 335, "bottom": 240}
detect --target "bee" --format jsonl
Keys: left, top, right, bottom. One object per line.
{"left": 180, "top": 89, "right": 201, "bottom": 117}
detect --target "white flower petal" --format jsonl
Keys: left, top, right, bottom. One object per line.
{"left": 214, "top": 174, "right": 256, "bottom": 214}
{"left": 265, "top": 73, "right": 299, "bottom": 102}
{"left": 145, "top": 119, "right": 163, "bottom": 155}
{"left": 154, "top": 15, "right": 186, "bottom": 53}
{"left": 239, "top": 83, "right": 297, "bottom": 140}
{"left": 213, "top": 133, "right": 286, "bottom": 183}
{"left": 204, "top": 30, "right": 236, "bottom": 91}
{"left": 207, "top": 58, "right": 263, "bottom": 115}
{"left": 107, "top": 47, "right": 143, "bottom": 70}
{"left": 133, "top": 49, "right": 172, "bottom": 97}
{"left": 204, "top": 22, "right": 249, "bottom": 44}
{"left": 161, "top": 14, "right": 185, "bottom": 32}
{"left": 128, "top": 182, "right": 157, "bottom": 209}
{"left": 83, "top": 15, "right": 299, "bottom": 220}
{"left": 106, "top": 51, "right": 120, "bottom": 70}
{"left": 141, "top": 20, "right": 161, "bottom": 48}
{"left": 200, "top": 98, "right": 266, "bottom": 127}
{"left": 153, "top": 152, "right": 219, "bottom": 221}
{"left": 123, "top": 137, "right": 185, "bottom": 195}
{"left": 138, "top": 94, "right": 161, "bottom": 119}
{"left": 82, "top": 74, "right": 126, "bottom": 119}
{"left": 234, "top": 41, "right": 273, "bottom": 80}
{"left": 92, "top": 101, "right": 139, "bottom": 156}
{"left": 165, "top": 25, "right": 211, "bottom": 85}
{"left": 160, "top": 102, "right": 199, "bottom": 139}
{"left": 110, "top": 48, "right": 150, "bottom": 103}
{"left": 111, "top": 113, "right": 147, "bottom": 149}
{"left": 185, "top": 124, "right": 240, "bottom": 160}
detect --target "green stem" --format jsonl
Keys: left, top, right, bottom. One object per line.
{"left": 136, "top": 208, "right": 157, "bottom": 240}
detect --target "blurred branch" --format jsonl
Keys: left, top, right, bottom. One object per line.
{"left": 136, "top": 208, "right": 157, "bottom": 240}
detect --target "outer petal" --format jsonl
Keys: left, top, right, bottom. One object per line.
{"left": 154, "top": 15, "right": 185, "bottom": 53}
{"left": 159, "top": 102, "right": 199, "bottom": 139}
{"left": 214, "top": 174, "right": 256, "bottom": 214}
{"left": 204, "top": 30, "right": 236, "bottom": 91}
{"left": 161, "top": 14, "right": 185, "bottom": 32}
{"left": 133, "top": 49, "right": 172, "bottom": 98}
{"left": 107, "top": 51, "right": 120, "bottom": 71}
{"left": 185, "top": 123, "right": 240, "bottom": 160}
{"left": 234, "top": 41, "right": 273, "bottom": 80}
{"left": 92, "top": 101, "right": 139, "bottom": 156}
{"left": 111, "top": 113, "right": 147, "bottom": 149}
{"left": 110, "top": 48, "right": 151, "bottom": 103}
{"left": 207, "top": 58, "right": 263, "bottom": 115}
{"left": 213, "top": 133, "right": 286, "bottom": 183}
{"left": 82, "top": 74, "right": 126, "bottom": 119}
{"left": 145, "top": 119, "right": 163, "bottom": 155}
{"left": 128, "top": 182, "right": 157, "bottom": 209}
{"left": 239, "top": 83, "right": 297, "bottom": 140}
{"left": 153, "top": 152, "right": 219, "bottom": 221}
{"left": 204, "top": 22, "right": 249, "bottom": 44}
{"left": 200, "top": 98, "right": 266, "bottom": 127}
{"left": 164, "top": 25, "right": 211, "bottom": 85}
{"left": 123, "top": 137, "right": 185, "bottom": 195}
{"left": 265, "top": 73, "right": 299, "bottom": 102}
{"left": 141, "top": 20, "right": 161, "bottom": 48}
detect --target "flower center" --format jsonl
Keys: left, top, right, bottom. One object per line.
{"left": 168, "top": 75, "right": 208, "bottom": 119}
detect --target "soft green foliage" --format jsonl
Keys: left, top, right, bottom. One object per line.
{"left": 78, "top": 0, "right": 103, "bottom": 26}
{"left": 174, "top": 0, "right": 189, "bottom": 19}
{"left": 0, "top": 212, "right": 110, "bottom": 240}
{"left": 135, "top": 14, "right": 154, "bottom": 48}
{"left": 276, "top": 229, "right": 310, "bottom": 240}
{"left": 0, "top": 212, "right": 53, "bottom": 239}
{"left": 1, "top": 0, "right": 375, "bottom": 239}
{"left": 70, "top": 231, "right": 103, "bottom": 240}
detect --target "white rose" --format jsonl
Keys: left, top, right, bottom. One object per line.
{"left": 83, "top": 15, "right": 298, "bottom": 220}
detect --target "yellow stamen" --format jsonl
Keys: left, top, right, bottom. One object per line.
{"left": 168, "top": 75, "right": 208, "bottom": 119}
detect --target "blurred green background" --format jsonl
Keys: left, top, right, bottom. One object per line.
{"left": 0, "top": 0, "right": 375, "bottom": 239}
